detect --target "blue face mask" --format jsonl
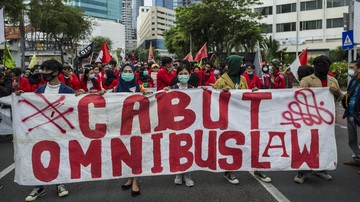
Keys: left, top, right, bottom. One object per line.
{"left": 214, "top": 70, "right": 220, "bottom": 76}
{"left": 143, "top": 70, "right": 149, "bottom": 76}
{"left": 121, "top": 73, "right": 134, "bottom": 82}
{"left": 178, "top": 75, "right": 190, "bottom": 83}
{"left": 38, "top": 69, "right": 43, "bottom": 74}
{"left": 89, "top": 74, "right": 95, "bottom": 79}
{"left": 348, "top": 69, "right": 357, "bottom": 78}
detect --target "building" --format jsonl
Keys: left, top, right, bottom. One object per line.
{"left": 253, "top": 0, "right": 350, "bottom": 55}
{"left": 122, "top": 0, "right": 137, "bottom": 50}
{"left": 137, "top": 6, "right": 175, "bottom": 55}
{"left": 173, "top": 0, "right": 202, "bottom": 8}
{"left": 153, "top": 0, "right": 174, "bottom": 10}
{"left": 132, "top": 0, "right": 145, "bottom": 46}
{"left": 66, "top": 0, "right": 122, "bottom": 22}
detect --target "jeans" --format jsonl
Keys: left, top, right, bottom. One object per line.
{"left": 347, "top": 117, "right": 360, "bottom": 162}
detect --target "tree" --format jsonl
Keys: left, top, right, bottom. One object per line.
{"left": 28, "top": 0, "right": 91, "bottom": 63}
{"left": 164, "top": 0, "right": 263, "bottom": 60}
{"left": 0, "top": 0, "right": 26, "bottom": 68}
{"left": 329, "top": 46, "right": 347, "bottom": 63}
{"left": 91, "top": 36, "right": 113, "bottom": 53}
{"left": 261, "top": 36, "right": 287, "bottom": 63}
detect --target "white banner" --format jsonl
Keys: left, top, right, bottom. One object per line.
{"left": 0, "top": 95, "right": 12, "bottom": 135}
{"left": 12, "top": 88, "right": 337, "bottom": 185}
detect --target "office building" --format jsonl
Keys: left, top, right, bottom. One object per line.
{"left": 153, "top": 0, "right": 174, "bottom": 10}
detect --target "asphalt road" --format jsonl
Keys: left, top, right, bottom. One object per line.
{"left": 0, "top": 104, "right": 359, "bottom": 202}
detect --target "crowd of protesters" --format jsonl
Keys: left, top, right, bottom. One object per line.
{"left": 1, "top": 55, "right": 360, "bottom": 201}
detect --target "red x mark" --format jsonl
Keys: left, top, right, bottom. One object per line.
{"left": 19, "top": 94, "right": 75, "bottom": 134}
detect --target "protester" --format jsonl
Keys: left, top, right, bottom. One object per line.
{"left": 269, "top": 59, "right": 287, "bottom": 89}
{"left": 339, "top": 60, "right": 360, "bottom": 169}
{"left": 112, "top": 63, "right": 148, "bottom": 197}
{"left": 102, "top": 69, "right": 118, "bottom": 90}
{"left": 242, "top": 64, "right": 261, "bottom": 89}
{"left": 197, "top": 61, "right": 216, "bottom": 86}
{"left": 12, "top": 68, "right": 31, "bottom": 92}
{"left": 150, "top": 63, "right": 160, "bottom": 87}
{"left": 28, "top": 65, "right": 44, "bottom": 92}
{"left": 109, "top": 60, "right": 119, "bottom": 78}
{"left": 60, "top": 63, "right": 80, "bottom": 91}
{"left": 170, "top": 60, "right": 200, "bottom": 88}
{"left": 213, "top": 55, "right": 246, "bottom": 184}
{"left": 261, "top": 64, "right": 271, "bottom": 89}
{"left": 0, "top": 70, "right": 12, "bottom": 97}
{"left": 297, "top": 65, "right": 314, "bottom": 81}
{"left": 295, "top": 55, "right": 342, "bottom": 184}
{"left": 137, "top": 66, "right": 155, "bottom": 88}
{"left": 156, "top": 57, "right": 176, "bottom": 90}
{"left": 20, "top": 59, "right": 74, "bottom": 201}
{"left": 79, "top": 68, "right": 102, "bottom": 92}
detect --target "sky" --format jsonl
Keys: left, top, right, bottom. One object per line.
{"left": 144, "top": 0, "right": 152, "bottom": 6}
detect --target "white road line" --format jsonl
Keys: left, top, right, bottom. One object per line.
{"left": 0, "top": 163, "right": 15, "bottom": 179}
{"left": 249, "top": 172, "right": 291, "bottom": 202}
{"left": 335, "top": 124, "right": 347, "bottom": 129}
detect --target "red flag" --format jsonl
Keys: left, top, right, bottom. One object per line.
{"left": 183, "top": 52, "right": 193, "bottom": 62}
{"left": 194, "top": 43, "right": 208, "bottom": 62}
{"left": 99, "top": 41, "right": 112, "bottom": 63}
{"left": 299, "top": 49, "right": 308, "bottom": 66}
{"left": 148, "top": 41, "right": 154, "bottom": 63}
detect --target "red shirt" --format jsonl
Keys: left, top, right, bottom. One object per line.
{"left": 243, "top": 73, "right": 262, "bottom": 89}
{"left": 156, "top": 67, "right": 176, "bottom": 90}
{"left": 138, "top": 79, "right": 155, "bottom": 88}
{"left": 59, "top": 73, "right": 80, "bottom": 91}
{"left": 197, "top": 69, "right": 216, "bottom": 86}
{"left": 103, "top": 79, "right": 118, "bottom": 90}
{"left": 16, "top": 77, "right": 31, "bottom": 92}
{"left": 321, "top": 79, "right": 328, "bottom": 87}
{"left": 271, "top": 71, "right": 286, "bottom": 89}
{"left": 79, "top": 75, "right": 102, "bottom": 92}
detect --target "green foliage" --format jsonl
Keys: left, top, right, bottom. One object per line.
{"left": 164, "top": 0, "right": 263, "bottom": 60}
{"left": 330, "top": 62, "right": 348, "bottom": 88}
{"left": 0, "top": 0, "right": 26, "bottom": 25}
{"left": 91, "top": 36, "right": 113, "bottom": 52}
{"left": 261, "top": 36, "right": 287, "bottom": 62}
{"left": 329, "top": 46, "right": 347, "bottom": 63}
{"left": 127, "top": 48, "right": 161, "bottom": 63}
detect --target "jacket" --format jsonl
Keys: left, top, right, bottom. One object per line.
{"left": 156, "top": 67, "right": 176, "bottom": 90}
{"left": 300, "top": 74, "right": 342, "bottom": 101}
{"left": 35, "top": 83, "right": 75, "bottom": 94}
{"left": 213, "top": 73, "right": 248, "bottom": 90}
{"left": 342, "top": 78, "right": 360, "bottom": 125}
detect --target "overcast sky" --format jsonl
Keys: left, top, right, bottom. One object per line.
{"left": 144, "top": 0, "right": 152, "bottom": 6}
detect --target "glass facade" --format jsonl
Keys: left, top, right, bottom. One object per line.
{"left": 153, "top": 0, "right": 173, "bottom": 10}
{"left": 67, "top": 0, "right": 122, "bottom": 21}
{"left": 145, "top": 39, "right": 165, "bottom": 49}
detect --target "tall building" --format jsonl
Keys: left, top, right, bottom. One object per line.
{"left": 122, "top": 0, "right": 137, "bottom": 50}
{"left": 253, "top": 0, "right": 350, "bottom": 55}
{"left": 132, "top": 0, "right": 145, "bottom": 43}
{"left": 173, "top": 0, "right": 201, "bottom": 8}
{"left": 66, "top": 0, "right": 122, "bottom": 22}
{"left": 153, "top": 0, "right": 174, "bottom": 10}
{"left": 137, "top": 6, "right": 175, "bottom": 55}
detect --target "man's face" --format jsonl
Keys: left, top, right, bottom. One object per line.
{"left": 94, "top": 67, "right": 100, "bottom": 75}
{"left": 205, "top": 64, "right": 211, "bottom": 72}
{"left": 172, "top": 62, "right": 180, "bottom": 69}
{"left": 349, "top": 63, "right": 360, "bottom": 74}
{"left": 62, "top": 68, "right": 71, "bottom": 76}
{"left": 246, "top": 66, "right": 253, "bottom": 74}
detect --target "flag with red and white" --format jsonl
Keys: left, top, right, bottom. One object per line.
{"left": 183, "top": 52, "right": 194, "bottom": 62}
{"left": 194, "top": 43, "right": 208, "bottom": 62}
{"left": 289, "top": 49, "right": 308, "bottom": 81}
{"left": 95, "top": 41, "right": 112, "bottom": 63}
{"left": 148, "top": 41, "right": 154, "bottom": 63}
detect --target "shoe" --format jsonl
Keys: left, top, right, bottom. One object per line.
{"left": 183, "top": 173, "right": 194, "bottom": 187}
{"left": 343, "top": 160, "right": 360, "bottom": 167}
{"left": 25, "top": 187, "right": 46, "bottom": 201}
{"left": 294, "top": 173, "right": 306, "bottom": 184}
{"left": 254, "top": 171, "right": 272, "bottom": 183}
{"left": 122, "top": 183, "right": 132, "bottom": 190}
{"left": 174, "top": 174, "right": 183, "bottom": 185}
{"left": 223, "top": 172, "right": 239, "bottom": 184}
{"left": 57, "top": 184, "right": 69, "bottom": 197}
{"left": 131, "top": 181, "right": 140, "bottom": 197}
{"left": 312, "top": 171, "right": 332, "bottom": 181}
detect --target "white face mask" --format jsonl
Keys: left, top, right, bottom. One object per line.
{"left": 348, "top": 69, "right": 357, "bottom": 78}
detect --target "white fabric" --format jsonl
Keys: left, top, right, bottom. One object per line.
{"left": 12, "top": 88, "right": 337, "bottom": 185}
{"left": 44, "top": 83, "right": 61, "bottom": 94}
{"left": 86, "top": 80, "right": 93, "bottom": 92}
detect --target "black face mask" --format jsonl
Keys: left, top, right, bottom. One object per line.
{"left": 42, "top": 72, "right": 56, "bottom": 82}
{"left": 314, "top": 64, "right": 329, "bottom": 80}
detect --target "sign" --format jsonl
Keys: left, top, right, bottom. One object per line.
{"left": 342, "top": 30, "right": 354, "bottom": 50}
{"left": 12, "top": 88, "right": 337, "bottom": 185}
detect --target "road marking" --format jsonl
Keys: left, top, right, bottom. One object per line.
{"left": 335, "top": 124, "right": 347, "bottom": 129}
{"left": 0, "top": 163, "right": 15, "bottom": 179}
{"left": 249, "top": 172, "right": 290, "bottom": 202}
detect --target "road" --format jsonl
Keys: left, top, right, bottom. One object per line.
{"left": 0, "top": 104, "right": 359, "bottom": 202}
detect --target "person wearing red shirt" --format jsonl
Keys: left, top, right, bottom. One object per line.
{"left": 79, "top": 68, "right": 102, "bottom": 92}
{"left": 269, "top": 59, "right": 286, "bottom": 89}
{"left": 60, "top": 63, "right": 80, "bottom": 91}
{"left": 242, "top": 64, "right": 261, "bottom": 89}
{"left": 261, "top": 65, "right": 271, "bottom": 89}
{"left": 12, "top": 68, "right": 31, "bottom": 92}
{"left": 137, "top": 66, "right": 154, "bottom": 88}
{"left": 28, "top": 65, "right": 45, "bottom": 92}
{"left": 197, "top": 61, "right": 216, "bottom": 86}
{"left": 156, "top": 57, "right": 176, "bottom": 90}
{"left": 102, "top": 69, "right": 118, "bottom": 90}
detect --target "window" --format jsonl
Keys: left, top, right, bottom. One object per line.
{"left": 261, "top": 24, "right": 273, "bottom": 33}
{"left": 327, "top": 18, "right": 343, "bottom": 28}
{"left": 254, "top": 6, "right": 273, "bottom": 16}
{"left": 276, "top": 22, "right": 296, "bottom": 32}
{"left": 301, "top": 0, "right": 322, "bottom": 11}
{"left": 300, "top": 20, "right": 322, "bottom": 30}
{"left": 327, "top": 0, "right": 350, "bottom": 8}
{"left": 276, "top": 3, "right": 296, "bottom": 14}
